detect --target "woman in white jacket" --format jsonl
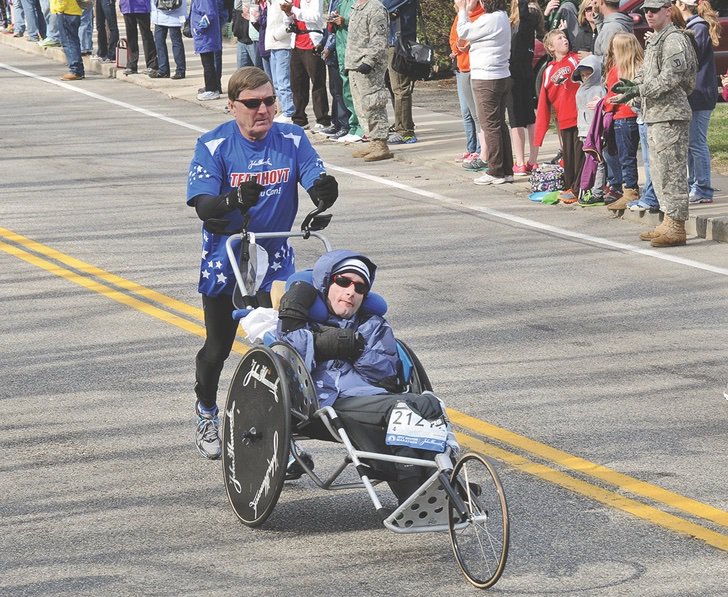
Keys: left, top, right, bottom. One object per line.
{"left": 265, "top": 0, "right": 296, "bottom": 122}
{"left": 456, "top": 0, "right": 514, "bottom": 185}
{"left": 150, "top": 0, "right": 188, "bottom": 79}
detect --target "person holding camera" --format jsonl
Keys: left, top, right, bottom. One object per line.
{"left": 186, "top": 66, "right": 339, "bottom": 459}
{"left": 281, "top": 0, "right": 332, "bottom": 131}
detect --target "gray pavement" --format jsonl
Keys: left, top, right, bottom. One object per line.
{"left": 2, "top": 22, "right": 727, "bottom": 243}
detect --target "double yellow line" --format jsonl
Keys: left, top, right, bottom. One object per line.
{"left": 2, "top": 226, "right": 727, "bottom": 551}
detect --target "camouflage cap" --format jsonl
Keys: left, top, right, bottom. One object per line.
{"left": 642, "top": 0, "right": 671, "bottom": 9}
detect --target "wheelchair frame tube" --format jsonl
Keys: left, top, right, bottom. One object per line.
{"left": 225, "top": 231, "right": 332, "bottom": 300}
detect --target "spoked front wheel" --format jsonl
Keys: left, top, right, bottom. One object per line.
{"left": 447, "top": 452, "right": 509, "bottom": 589}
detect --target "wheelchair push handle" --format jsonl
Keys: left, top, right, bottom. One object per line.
{"left": 300, "top": 200, "right": 332, "bottom": 238}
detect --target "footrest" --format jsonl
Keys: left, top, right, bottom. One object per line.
{"left": 388, "top": 479, "right": 450, "bottom": 530}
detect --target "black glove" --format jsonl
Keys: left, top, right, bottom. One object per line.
{"left": 610, "top": 78, "right": 639, "bottom": 103}
{"left": 225, "top": 179, "right": 264, "bottom": 212}
{"left": 278, "top": 281, "right": 319, "bottom": 332}
{"left": 313, "top": 327, "right": 365, "bottom": 362}
{"left": 307, "top": 173, "right": 338, "bottom": 209}
{"left": 356, "top": 63, "right": 372, "bottom": 75}
{"left": 203, "top": 218, "right": 230, "bottom": 234}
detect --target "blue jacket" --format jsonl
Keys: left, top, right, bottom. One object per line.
{"left": 381, "top": 0, "right": 416, "bottom": 46}
{"left": 686, "top": 15, "right": 717, "bottom": 112}
{"left": 276, "top": 250, "right": 401, "bottom": 407}
{"left": 191, "top": 0, "right": 224, "bottom": 53}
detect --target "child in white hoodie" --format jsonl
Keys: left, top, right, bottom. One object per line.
{"left": 571, "top": 54, "right": 606, "bottom": 206}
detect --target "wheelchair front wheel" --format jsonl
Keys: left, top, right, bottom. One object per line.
{"left": 447, "top": 452, "right": 510, "bottom": 590}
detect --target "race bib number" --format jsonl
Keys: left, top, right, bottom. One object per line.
{"left": 385, "top": 401, "right": 447, "bottom": 453}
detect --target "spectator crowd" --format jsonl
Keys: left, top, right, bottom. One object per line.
{"left": 2, "top": 0, "right": 724, "bottom": 245}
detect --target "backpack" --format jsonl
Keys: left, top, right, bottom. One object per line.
{"left": 155, "top": 0, "right": 182, "bottom": 11}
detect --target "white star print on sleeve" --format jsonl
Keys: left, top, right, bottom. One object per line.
{"left": 216, "top": 272, "right": 227, "bottom": 284}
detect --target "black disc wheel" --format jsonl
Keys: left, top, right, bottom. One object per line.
{"left": 221, "top": 347, "right": 291, "bottom": 527}
{"left": 448, "top": 452, "right": 509, "bottom": 589}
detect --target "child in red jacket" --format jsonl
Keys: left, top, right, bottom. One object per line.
{"left": 534, "top": 29, "right": 581, "bottom": 203}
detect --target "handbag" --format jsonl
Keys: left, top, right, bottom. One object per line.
{"left": 183, "top": 5, "right": 192, "bottom": 38}
{"left": 530, "top": 164, "right": 565, "bottom": 193}
{"left": 390, "top": 3, "right": 434, "bottom": 81}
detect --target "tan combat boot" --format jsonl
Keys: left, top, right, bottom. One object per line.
{"left": 352, "top": 143, "right": 373, "bottom": 158}
{"left": 363, "top": 139, "right": 394, "bottom": 162}
{"left": 607, "top": 187, "right": 638, "bottom": 211}
{"left": 639, "top": 214, "right": 670, "bottom": 241}
{"left": 650, "top": 216, "right": 687, "bottom": 247}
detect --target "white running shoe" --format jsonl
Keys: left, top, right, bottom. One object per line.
{"left": 273, "top": 114, "right": 293, "bottom": 124}
{"left": 195, "top": 402, "right": 221, "bottom": 460}
{"left": 474, "top": 173, "right": 506, "bottom": 185}
{"left": 337, "top": 133, "right": 363, "bottom": 143}
{"left": 197, "top": 90, "right": 221, "bottom": 101}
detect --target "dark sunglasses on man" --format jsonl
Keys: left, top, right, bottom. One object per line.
{"left": 332, "top": 275, "right": 369, "bottom": 295}
{"left": 233, "top": 95, "right": 277, "bottom": 109}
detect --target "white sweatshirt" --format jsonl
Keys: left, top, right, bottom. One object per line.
{"left": 456, "top": 9, "right": 511, "bottom": 80}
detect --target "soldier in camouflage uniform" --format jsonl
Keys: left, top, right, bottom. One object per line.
{"left": 344, "top": 0, "right": 393, "bottom": 161}
{"left": 612, "top": 0, "right": 697, "bottom": 246}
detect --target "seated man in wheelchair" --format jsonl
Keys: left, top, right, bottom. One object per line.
{"left": 275, "top": 249, "right": 458, "bottom": 504}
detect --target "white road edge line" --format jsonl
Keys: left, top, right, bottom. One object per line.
{"left": 6, "top": 61, "right": 727, "bottom": 278}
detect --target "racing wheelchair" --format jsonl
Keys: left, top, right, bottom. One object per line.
{"left": 220, "top": 206, "right": 510, "bottom": 590}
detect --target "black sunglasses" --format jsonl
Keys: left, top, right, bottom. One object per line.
{"left": 644, "top": 6, "right": 667, "bottom": 13}
{"left": 232, "top": 95, "right": 277, "bottom": 109}
{"left": 332, "top": 275, "right": 368, "bottom": 295}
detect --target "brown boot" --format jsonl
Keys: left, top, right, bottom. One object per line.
{"left": 650, "top": 216, "right": 687, "bottom": 247}
{"left": 352, "top": 143, "right": 373, "bottom": 158}
{"left": 639, "top": 214, "right": 669, "bottom": 241}
{"left": 363, "top": 139, "right": 393, "bottom": 162}
{"left": 607, "top": 191, "right": 633, "bottom": 211}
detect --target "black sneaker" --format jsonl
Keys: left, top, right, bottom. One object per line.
{"left": 330, "top": 128, "right": 350, "bottom": 140}
{"left": 171, "top": 72, "right": 185, "bottom": 79}
{"left": 285, "top": 450, "right": 314, "bottom": 480}
{"left": 123, "top": 67, "right": 137, "bottom": 75}
{"left": 149, "top": 70, "right": 169, "bottom": 78}
{"left": 320, "top": 124, "right": 339, "bottom": 136}
{"left": 548, "top": 149, "right": 562, "bottom": 165}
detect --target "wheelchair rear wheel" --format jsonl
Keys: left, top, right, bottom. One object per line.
{"left": 447, "top": 452, "right": 510, "bottom": 589}
{"left": 221, "top": 347, "right": 291, "bottom": 527}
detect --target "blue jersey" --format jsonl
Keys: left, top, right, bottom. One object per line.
{"left": 187, "top": 120, "right": 326, "bottom": 296}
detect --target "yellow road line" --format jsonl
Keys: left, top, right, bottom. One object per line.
{"left": 449, "top": 409, "right": 728, "bottom": 530}
{"left": 0, "top": 240, "right": 249, "bottom": 354}
{"left": 456, "top": 432, "right": 728, "bottom": 552}
{"left": 0, "top": 226, "right": 203, "bottom": 321}
{"left": 3, "top": 228, "right": 726, "bottom": 550}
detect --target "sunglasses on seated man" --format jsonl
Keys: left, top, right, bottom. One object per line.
{"left": 332, "top": 275, "right": 369, "bottom": 295}
{"left": 233, "top": 95, "right": 277, "bottom": 109}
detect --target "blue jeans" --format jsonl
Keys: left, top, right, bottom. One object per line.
{"left": 16, "top": 0, "right": 39, "bottom": 38}
{"left": 456, "top": 70, "right": 479, "bottom": 154}
{"left": 327, "top": 61, "right": 350, "bottom": 131}
{"left": 95, "top": 0, "right": 118, "bottom": 60}
{"left": 688, "top": 109, "right": 714, "bottom": 200}
{"left": 236, "top": 40, "right": 261, "bottom": 68}
{"left": 154, "top": 25, "right": 185, "bottom": 76}
{"left": 261, "top": 54, "right": 271, "bottom": 79}
{"left": 613, "top": 117, "right": 639, "bottom": 190}
{"left": 38, "top": 0, "right": 60, "bottom": 42}
{"left": 638, "top": 120, "right": 659, "bottom": 208}
{"left": 58, "top": 13, "right": 83, "bottom": 75}
{"left": 270, "top": 48, "right": 294, "bottom": 117}
{"left": 79, "top": 3, "right": 92, "bottom": 52}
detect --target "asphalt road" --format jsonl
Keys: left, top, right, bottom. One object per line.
{"left": 2, "top": 47, "right": 728, "bottom": 597}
